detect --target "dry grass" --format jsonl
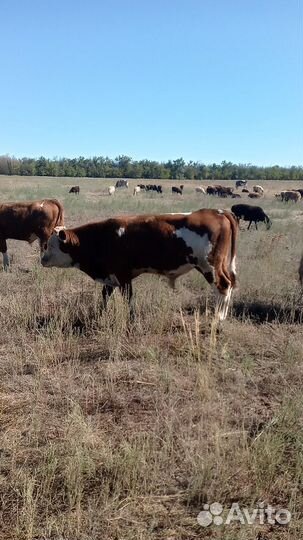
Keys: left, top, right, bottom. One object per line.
{"left": 0, "top": 176, "right": 303, "bottom": 539}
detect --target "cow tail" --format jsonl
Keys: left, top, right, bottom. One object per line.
{"left": 223, "top": 210, "right": 238, "bottom": 288}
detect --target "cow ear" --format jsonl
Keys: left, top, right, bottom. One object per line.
{"left": 58, "top": 229, "right": 67, "bottom": 243}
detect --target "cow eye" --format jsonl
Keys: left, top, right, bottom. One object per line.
{"left": 43, "top": 243, "right": 47, "bottom": 250}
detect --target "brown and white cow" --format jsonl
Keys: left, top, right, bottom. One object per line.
{"left": 41, "top": 209, "right": 238, "bottom": 320}
{"left": 0, "top": 199, "right": 64, "bottom": 269}
{"left": 281, "top": 190, "right": 301, "bottom": 203}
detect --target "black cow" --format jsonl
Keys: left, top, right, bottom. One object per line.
{"left": 172, "top": 186, "right": 183, "bottom": 195}
{"left": 231, "top": 204, "right": 272, "bottom": 230}
{"left": 69, "top": 186, "right": 80, "bottom": 194}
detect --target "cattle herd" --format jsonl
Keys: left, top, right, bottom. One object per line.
{"left": 1, "top": 178, "right": 303, "bottom": 322}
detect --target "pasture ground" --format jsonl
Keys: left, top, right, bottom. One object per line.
{"left": 0, "top": 176, "right": 303, "bottom": 539}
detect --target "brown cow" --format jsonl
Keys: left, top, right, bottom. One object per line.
{"left": 248, "top": 193, "right": 261, "bottom": 199}
{"left": 41, "top": 209, "right": 238, "bottom": 321}
{"left": 0, "top": 199, "right": 64, "bottom": 270}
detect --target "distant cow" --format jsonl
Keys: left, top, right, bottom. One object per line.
{"left": 108, "top": 186, "right": 116, "bottom": 196}
{"left": 231, "top": 193, "right": 241, "bottom": 198}
{"left": 172, "top": 185, "right": 183, "bottom": 195}
{"left": 206, "top": 186, "right": 218, "bottom": 195}
{"left": 0, "top": 199, "right": 64, "bottom": 270}
{"left": 242, "top": 188, "right": 249, "bottom": 193}
{"left": 236, "top": 180, "right": 247, "bottom": 189}
{"left": 281, "top": 190, "right": 301, "bottom": 202}
{"left": 217, "top": 186, "right": 234, "bottom": 198}
{"left": 133, "top": 186, "right": 141, "bottom": 196}
{"left": 248, "top": 193, "right": 261, "bottom": 199}
{"left": 253, "top": 185, "right": 264, "bottom": 195}
{"left": 146, "top": 184, "right": 162, "bottom": 193}
{"left": 231, "top": 204, "right": 272, "bottom": 230}
{"left": 115, "top": 179, "right": 129, "bottom": 189}
{"left": 69, "top": 186, "right": 80, "bottom": 194}
{"left": 41, "top": 209, "right": 238, "bottom": 321}
{"left": 196, "top": 187, "right": 206, "bottom": 194}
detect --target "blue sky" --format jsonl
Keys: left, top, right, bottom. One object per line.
{"left": 1, "top": 0, "right": 302, "bottom": 165}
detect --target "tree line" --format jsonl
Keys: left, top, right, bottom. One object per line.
{"left": 0, "top": 155, "right": 302, "bottom": 181}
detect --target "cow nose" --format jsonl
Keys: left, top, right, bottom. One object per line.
{"left": 41, "top": 256, "right": 48, "bottom": 266}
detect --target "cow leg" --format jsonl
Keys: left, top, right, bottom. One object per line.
{"left": 102, "top": 285, "right": 115, "bottom": 307}
{"left": 38, "top": 233, "right": 49, "bottom": 257}
{"left": 247, "top": 221, "right": 252, "bottom": 230}
{"left": 255, "top": 222, "right": 258, "bottom": 230}
{"left": 0, "top": 239, "right": 9, "bottom": 270}
{"left": 120, "top": 282, "right": 133, "bottom": 303}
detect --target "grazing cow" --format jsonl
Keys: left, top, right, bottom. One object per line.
{"left": 281, "top": 190, "right": 301, "bottom": 203}
{"left": 235, "top": 180, "right": 247, "bottom": 189}
{"left": 253, "top": 185, "right": 264, "bottom": 195}
{"left": 137, "top": 184, "right": 146, "bottom": 190}
{"left": 172, "top": 186, "right": 183, "bottom": 195}
{"left": 231, "top": 204, "right": 272, "bottom": 230}
{"left": 41, "top": 209, "right": 238, "bottom": 321}
{"left": 231, "top": 193, "right": 241, "bottom": 198}
{"left": 206, "top": 186, "right": 218, "bottom": 195}
{"left": 115, "top": 179, "right": 129, "bottom": 189}
{"left": 196, "top": 187, "right": 206, "bottom": 194}
{"left": 108, "top": 186, "right": 116, "bottom": 196}
{"left": 133, "top": 186, "right": 141, "bottom": 196}
{"left": 69, "top": 186, "right": 80, "bottom": 195}
{"left": 242, "top": 188, "right": 249, "bottom": 193}
{"left": 0, "top": 199, "right": 64, "bottom": 270}
{"left": 248, "top": 192, "right": 261, "bottom": 199}
{"left": 217, "top": 186, "right": 234, "bottom": 198}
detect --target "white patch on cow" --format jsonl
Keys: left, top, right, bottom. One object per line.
{"left": 117, "top": 227, "right": 125, "bottom": 237}
{"left": 230, "top": 255, "right": 236, "bottom": 274}
{"left": 175, "top": 228, "right": 213, "bottom": 272}
{"left": 168, "top": 212, "right": 192, "bottom": 216}
{"left": 3, "top": 252, "right": 10, "bottom": 270}
{"left": 54, "top": 226, "right": 66, "bottom": 234}
{"left": 213, "top": 285, "right": 232, "bottom": 321}
{"left": 41, "top": 234, "right": 73, "bottom": 268}
{"left": 217, "top": 209, "right": 224, "bottom": 214}
{"left": 40, "top": 202, "right": 44, "bottom": 208}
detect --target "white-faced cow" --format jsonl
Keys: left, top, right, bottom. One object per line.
{"left": 41, "top": 209, "right": 238, "bottom": 321}
{"left": 236, "top": 180, "right": 247, "bottom": 189}
{"left": 0, "top": 199, "right": 64, "bottom": 270}
{"left": 253, "top": 185, "right": 264, "bottom": 195}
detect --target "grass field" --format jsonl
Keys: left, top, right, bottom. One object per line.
{"left": 1, "top": 175, "right": 303, "bottom": 540}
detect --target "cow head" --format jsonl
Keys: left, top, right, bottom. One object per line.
{"left": 41, "top": 228, "right": 77, "bottom": 268}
